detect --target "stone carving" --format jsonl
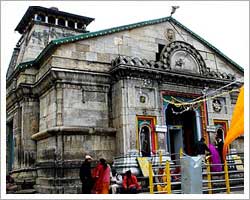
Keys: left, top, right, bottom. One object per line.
{"left": 140, "top": 95, "right": 146, "bottom": 103}
{"left": 175, "top": 57, "right": 185, "bottom": 67}
{"left": 30, "top": 28, "right": 75, "bottom": 46}
{"left": 110, "top": 55, "right": 235, "bottom": 81}
{"left": 164, "top": 28, "right": 175, "bottom": 42}
{"left": 160, "top": 41, "right": 206, "bottom": 74}
{"left": 212, "top": 99, "right": 222, "bottom": 113}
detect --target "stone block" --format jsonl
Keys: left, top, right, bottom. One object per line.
{"left": 71, "top": 51, "right": 86, "bottom": 60}
{"left": 75, "top": 44, "right": 90, "bottom": 52}
{"left": 139, "top": 41, "right": 158, "bottom": 52}
{"left": 192, "top": 40, "right": 205, "bottom": 51}
{"left": 104, "top": 46, "right": 118, "bottom": 54}
{"left": 97, "top": 53, "right": 110, "bottom": 63}
{"left": 119, "top": 45, "right": 132, "bottom": 56}
{"left": 205, "top": 60, "right": 217, "bottom": 71}
{"left": 86, "top": 52, "right": 97, "bottom": 61}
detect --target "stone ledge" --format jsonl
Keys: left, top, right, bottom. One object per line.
{"left": 31, "top": 126, "right": 116, "bottom": 140}
{"left": 15, "top": 189, "right": 37, "bottom": 194}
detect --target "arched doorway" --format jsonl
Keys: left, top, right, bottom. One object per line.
{"left": 139, "top": 126, "right": 151, "bottom": 157}
{"left": 165, "top": 104, "right": 198, "bottom": 157}
{"left": 137, "top": 116, "right": 157, "bottom": 157}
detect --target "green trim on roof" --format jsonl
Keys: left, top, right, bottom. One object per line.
{"left": 18, "top": 60, "right": 35, "bottom": 69}
{"left": 52, "top": 16, "right": 171, "bottom": 45}
{"left": 16, "top": 16, "right": 244, "bottom": 74}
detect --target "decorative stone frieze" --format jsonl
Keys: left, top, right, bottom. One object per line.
{"left": 110, "top": 55, "right": 235, "bottom": 84}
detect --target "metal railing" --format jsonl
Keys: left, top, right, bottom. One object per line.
{"left": 148, "top": 150, "right": 244, "bottom": 194}
{"left": 148, "top": 149, "right": 182, "bottom": 194}
{"left": 202, "top": 152, "right": 244, "bottom": 194}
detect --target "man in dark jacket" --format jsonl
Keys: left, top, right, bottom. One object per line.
{"left": 215, "top": 135, "right": 224, "bottom": 163}
{"left": 79, "top": 155, "right": 94, "bottom": 193}
{"left": 196, "top": 137, "right": 211, "bottom": 156}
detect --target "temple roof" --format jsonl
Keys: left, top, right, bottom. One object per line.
{"left": 8, "top": 16, "right": 244, "bottom": 80}
{"left": 15, "top": 6, "right": 95, "bottom": 34}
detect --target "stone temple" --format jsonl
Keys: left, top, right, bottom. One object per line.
{"left": 6, "top": 6, "right": 244, "bottom": 193}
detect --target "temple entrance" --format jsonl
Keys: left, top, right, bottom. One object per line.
{"left": 166, "top": 104, "right": 198, "bottom": 157}
{"left": 137, "top": 116, "right": 157, "bottom": 157}
{"left": 139, "top": 126, "right": 151, "bottom": 157}
{"left": 168, "top": 125, "right": 183, "bottom": 161}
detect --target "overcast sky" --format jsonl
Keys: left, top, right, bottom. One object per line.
{"left": 1, "top": 1, "right": 249, "bottom": 77}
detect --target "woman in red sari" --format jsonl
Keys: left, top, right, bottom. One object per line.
{"left": 93, "top": 158, "right": 111, "bottom": 194}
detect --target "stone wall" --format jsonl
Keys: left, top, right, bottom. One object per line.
{"left": 16, "top": 23, "right": 84, "bottom": 66}
{"left": 111, "top": 78, "right": 163, "bottom": 155}
{"left": 34, "top": 128, "right": 116, "bottom": 193}
{"left": 39, "top": 88, "right": 57, "bottom": 131}
{"left": 63, "top": 84, "right": 109, "bottom": 127}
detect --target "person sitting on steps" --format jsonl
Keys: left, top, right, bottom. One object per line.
{"left": 121, "top": 170, "right": 141, "bottom": 194}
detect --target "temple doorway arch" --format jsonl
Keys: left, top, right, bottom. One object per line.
{"left": 165, "top": 103, "right": 198, "bottom": 158}
{"left": 137, "top": 116, "right": 157, "bottom": 157}
{"left": 139, "top": 125, "right": 151, "bottom": 157}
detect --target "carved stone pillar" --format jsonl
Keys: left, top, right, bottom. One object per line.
{"left": 56, "top": 84, "right": 63, "bottom": 126}
{"left": 12, "top": 103, "right": 22, "bottom": 170}
{"left": 19, "top": 96, "right": 39, "bottom": 168}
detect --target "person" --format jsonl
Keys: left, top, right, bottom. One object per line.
{"left": 110, "top": 168, "right": 123, "bottom": 194}
{"left": 170, "top": 166, "right": 181, "bottom": 182}
{"left": 122, "top": 170, "right": 141, "bottom": 194}
{"left": 93, "top": 158, "right": 111, "bottom": 194}
{"left": 215, "top": 135, "right": 224, "bottom": 163}
{"left": 208, "top": 143, "right": 223, "bottom": 172}
{"left": 140, "top": 128, "right": 150, "bottom": 157}
{"left": 195, "top": 137, "right": 211, "bottom": 157}
{"left": 6, "top": 174, "right": 18, "bottom": 193}
{"left": 79, "top": 155, "right": 94, "bottom": 194}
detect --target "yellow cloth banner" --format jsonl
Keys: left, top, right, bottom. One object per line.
{"left": 137, "top": 157, "right": 154, "bottom": 177}
{"left": 223, "top": 86, "right": 244, "bottom": 159}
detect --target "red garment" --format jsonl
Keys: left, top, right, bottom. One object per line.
{"left": 93, "top": 163, "right": 110, "bottom": 194}
{"left": 122, "top": 175, "right": 141, "bottom": 190}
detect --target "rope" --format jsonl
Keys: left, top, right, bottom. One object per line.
{"left": 162, "top": 88, "right": 239, "bottom": 107}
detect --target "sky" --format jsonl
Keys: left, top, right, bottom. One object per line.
{"left": 1, "top": 1, "right": 249, "bottom": 77}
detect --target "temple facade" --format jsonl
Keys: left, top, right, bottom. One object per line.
{"left": 6, "top": 6, "right": 244, "bottom": 193}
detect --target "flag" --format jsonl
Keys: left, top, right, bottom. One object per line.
{"left": 222, "top": 86, "right": 244, "bottom": 160}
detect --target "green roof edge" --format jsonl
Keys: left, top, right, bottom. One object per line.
{"left": 15, "top": 15, "right": 244, "bottom": 74}
{"left": 52, "top": 16, "right": 171, "bottom": 44}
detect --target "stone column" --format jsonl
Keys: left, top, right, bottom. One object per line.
{"left": 56, "top": 84, "right": 63, "bottom": 126}
{"left": 12, "top": 103, "right": 22, "bottom": 170}
{"left": 20, "top": 97, "right": 39, "bottom": 168}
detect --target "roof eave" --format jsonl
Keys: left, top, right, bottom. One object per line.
{"left": 12, "top": 15, "right": 244, "bottom": 78}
